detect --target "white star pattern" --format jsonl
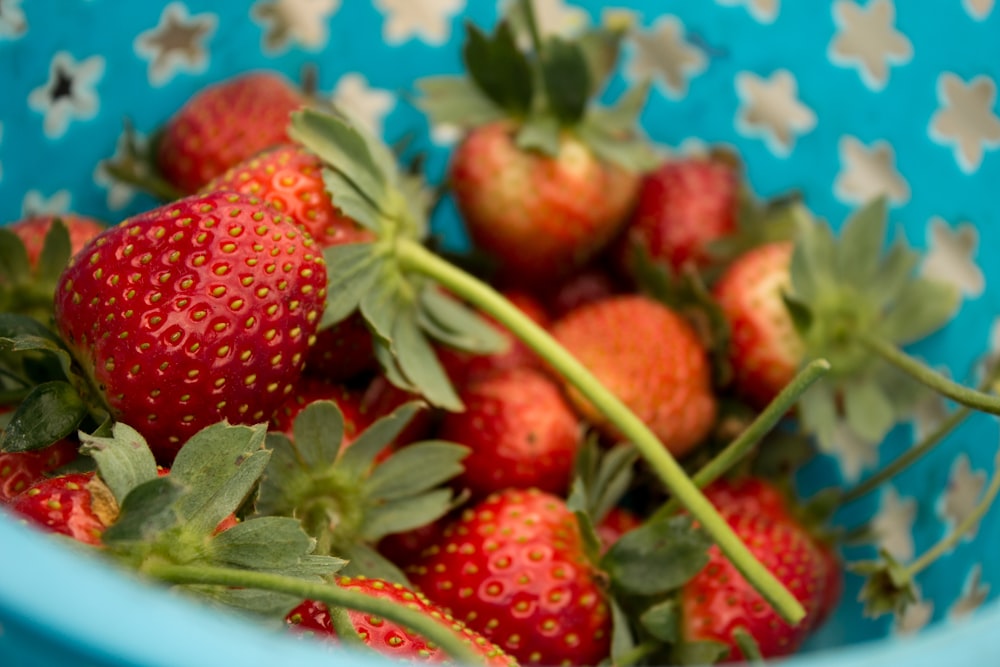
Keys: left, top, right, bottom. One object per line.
{"left": 330, "top": 73, "right": 396, "bottom": 138}
{"left": 735, "top": 70, "right": 816, "bottom": 156}
{"left": 134, "top": 3, "right": 216, "bottom": 86}
{"left": 715, "top": 0, "right": 780, "bottom": 24}
{"left": 377, "top": 0, "right": 464, "bottom": 45}
{"left": 951, "top": 565, "right": 991, "bottom": 618}
{"left": 626, "top": 16, "right": 707, "bottom": 100}
{"left": 929, "top": 73, "right": 1000, "bottom": 173}
{"left": 938, "top": 454, "right": 987, "bottom": 540}
{"left": 829, "top": 0, "right": 912, "bottom": 91}
{"left": 27, "top": 52, "right": 106, "bottom": 139}
{"left": 871, "top": 486, "right": 917, "bottom": 563}
{"left": 834, "top": 136, "right": 910, "bottom": 205}
{"left": 0, "top": 0, "right": 27, "bottom": 39}
{"left": 499, "top": 0, "right": 588, "bottom": 39}
{"left": 964, "top": 0, "right": 994, "bottom": 19}
{"left": 829, "top": 419, "right": 880, "bottom": 482}
{"left": 252, "top": 0, "right": 339, "bottom": 52}
{"left": 920, "top": 217, "right": 985, "bottom": 299}
{"left": 20, "top": 190, "right": 72, "bottom": 219}
{"left": 430, "top": 123, "right": 462, "bottom": 147}
{"left": 895, "top": 594, "right": 934, "bottom": 635}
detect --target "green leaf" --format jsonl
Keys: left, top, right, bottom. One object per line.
{"left": 292, "top": 400, "right": 345, "bottom": 469}
{"left": 567, "top": 478, "right": 603, "bottom": 564}
{"left": 392, "top": 312, "right": 463, "bottom": 411}
{"left": 360, "top": 263, "right": 409, "bottom": 343}
{"left": 79, "top": 422, "right": 159, "bottom": 505}
{"left": 640, "top": 599, "right": 679, "bottom": 643}
{"left": 363, "top": 488, "right": 457, "bottom": 542}
{"left": 169, "top": 423, "right": 271, "bottom": 534}
{"left": 192, "top": 585, "right": 303, "bottom": 617}
{"left": 321, "top": 169, "right": 383, "bottom": 232}
{"left": 541, "top": 37, "right": 591, "bottom": 124}
{"left": 878, "top": 277, "right": 960, "bottom": 345}
{"left": 0, "top": 313, "right": 66, "bottom": 345}
{"left": 0, "top": 334, "right": 77, "bottom": 386}
{"left": 212, "top": 516, "right": 316, "bottom": 570}
{"left": 417, "top": 286, "right": 507, "bottom": 355}
{"left": 415, "top": 76, "right": 506, "bottom": 129}
{"left": 867, "top": 235, "right": 920, "bottom": 311}
{"left": 366, "top": 441, "right": 469, "bottom": 501}
{"left": 797, "top": 378, "right": 839, "bottom": 452}
{"left": 0, "top": 381, "right": 87, "bottom": 453}
{"left": 577, "top": 26, "right": 626, "bottom": 96}
{"left": 850, "top": 549, "right": 917, "bottom": 618}
{"left": 609, "top": 597, "right": 637, "bottom": 664}
{"left": 588, "top": 79, "right": 652, "bottom": 133}
{"left": 372, "top": 337, "right": 421, "bottom": 394}
{"left": 781, "top": 292, "right": 815, "bottom": 338}
{"left": 843, "top": 379, "right": 896, "bottom": 443}
{"left": 788, "top": 206, "right": 837, "bottom": 301}
{"left": 602, "top": 515, "right": 711, "bottom": 596}
{"left": 463, "top": 20, "right": 534, "bottom": 114}
{"left": 733, "top": 627, "right": 764, "bottom": 664}
{"left": 37, "top": 217, "right": 73, "bottom": 285}
{"left": 338, "top": 401, "right": 424, "bottom": 478}
{"left": 576, "top": 121, "right": 660, "bottom": 173}
{"left": 671, "top": 640, "right": 730, "bottom": 666}
{"left": 590, "top": 442, "right": 638, "bottom": 522}
{"left": 257, "top": 433, "right": 304, "bottom": 515}
{"left": 101, "top": 476, "right": 185, "bottom": 545}
{"left": 0, "top": 228, "right": 31, "bottom": 284}
{"left": 321, "top": 243, "right": 383, "bottom": 329}
{"left": 339, "top": 541, "right": 410, "bottom": 585}
{"left": 834, "top": 196, "right": 888, "bottom": 289}
{"left": 515, "top": 113, "right": 561, "bottom": 156}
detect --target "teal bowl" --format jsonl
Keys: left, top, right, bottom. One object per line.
{"left": 2, "top": 1, "right": 999, "bottom": 665}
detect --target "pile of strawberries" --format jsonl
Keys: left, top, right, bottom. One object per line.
{"left": 1, "top": 4, "right": 991, "bottom": 667}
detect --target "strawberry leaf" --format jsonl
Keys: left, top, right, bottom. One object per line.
{"left": 415, "top": 76, "right": 506, "bottom": 129}
{"left": 671, "top": 640, "right": 729, "bottom": 666}
{"left": 417, "top": 286, "right": 507, "bottom": 354}
{"left": 292, "top": 400, "right": 345, "bottom": 469}
{"left": 850, "top": 549, "right": 917, "bottom": 618}
{"left": 101, "top": 476, "right": 184, "bottom": 545}
{"left": 733, "top": 628, "right": 764, "bottom": 664}
{"left": 789, "top": 206, "right": 837, "bottom": 302}
{"left": 462, "top": 20, "right": 534, "bottom": 115}
{"left": 587, "top": 80, "right": 652, "bottom": 134}
{"left": 602, "top": 515, "right": 712, "bottom": 596}
{"left": 567, "top": 478, "right": 604, "bottom": 564}
{"left": 609, "top": 596, "right": 638, "bottom": 664}
{"left": 834, "top": 196, "right": 889, "bottom": 289}
{"left": 362, "top": 487, "right": 456, "bottom": 542}
{"left": 640, "top": 599, "right": 680, "bottom": 643}
{"left": 392, "top": 312, "right": 463, "bottom": 411}
{"left": 877, "top": 277, "right": 960, "bottom": 345}
{"left": 36, "top": 217, "right": 72, "bottom": 285}
{"left": 339, "top": 541, "right": 410, "bottom": 584}
{"left": 0, "top": 228, "right": 31, "bottom": 284}
{"left": 193, "top": 586, "right": 304, "bottom": 617}
{"left": 797, "top": 379, "right": 838, "bottom": 452}
{"left": 321, "top": 169, "right": 383, "bottom": 232}
{"left": 577, "top": 25, "right": 627, "bottom": 96}
{"left": 867, "top": 237, "right": 920, "bottom": 311}
{"left": 516, "top": 113, "right": 561, "bottom": 155}
{"left": 0, "top": 381, "right": 87, "bottom": 453}
{"left": 211, "top": 516, "right": 324, "bottom": 570}
{"left": 365, "top": 440, "right": 469, "bottom": 500}
{"left": 0, "top": 313, "right": 65, "bottom": 344}
{"left": 320, "top": 243, "right": 382, "bottom": 329}
{"left": 541, "top": 37, "right": 591, "bottom": 124}
{"left": 79, "top": 422, "right": 159, "bottom": 504}
{"left": 843, "top": 378, "right": 896, "bottom": 443}
{"left": 576, "top": 120, "right": 660, "bottom": 172}
{"left": 338, "top": 401, "right": 425, "bottom": 477}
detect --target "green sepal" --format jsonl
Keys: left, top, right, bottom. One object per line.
{"left": 372, "top": 336, "right": 421, "bottom": 395}
{"left": 850, "top": 549, "right": 917, "bottom": 618}
{"left": 338, "top": 401, "right": 425, "bottom": 477}
{"left": 602, "top": 515, "right": 712, "bottom": 597}
{"left": 212, "top": 516, "right": 324, "bottom": 570}
{"left": 0, "top": 228, "right": 31, "bottom": 284}
{"left": 877, "top": 276, "right": 960, "bottom": 345}
{"left": 670, "top": 640, "right": 730, "bottom": 666}
{"left": 834, "top": 196, "right": 889, "bottom": 289}
{"left": 842, "top": 378, "right": 896, "bottom": 443}
{"left": 796, "top": 377, "right": 839, "bottom": 452}
{"left": 391, "top": 312, "right": 463, "bottom": 411}
{"left": 567, "top": 477, "right": 604, "bottom": 565}
{"left": 339, "top": 541, "right": 410, "bottom": 585}
{"left": 190, "top": 586, "right": 305, "bottom": 618}
{"left": 0, "top": 381, "right": 87, "bottom": 453}
{"left": 414, "top": 76, "right": 506, "bottom": 129}
{"left": 573, "top": 435, "right": 638, "bottom": 524}
{"left": 541, "top": 37, "right": 592, "bottom": 124}
{"left": 365, "top": 440, "right": 469, "bottom": 501}
{"left": 292, "top": 399, "right": 345, "bottom": 468}
{"left": 608, "top": 596, "right": 638, "bottom": 665}
{"left": 733, "top": 627, "right": 765, "bottom": 664}
{"left": 639, "top": 599, "right": 680, "bottom": 643}
{"left": 576, "top": 119, "right": 660, "bottom": 173}
{"left": 462, "top": 20, "right": 534, "bottom": 115}
{"left": 36, "top": 217, "right": 73, "bottom": 285}
{"left": 417, "top": 286, "right": 507, "bottom": 355}
{"left": 577, "top": 24, "right": 628, "bottom": 96}
{"left": 168, "top": 422, "right": 271, "bottom": 535}
{"left": 320, "top": 243, "right": 382, "bottom": 329}
{"left": 101, "top": 476, "right": 185, "bottom": 545}
{"left": 363, "top": 487, "right": 457, "bottom": 542}
{"left": 79, "top": 422, "right": 159, "bottom": 505}
{"left": 781, "top": 292, "right": 815, "bottom": 338}
{"left": 320, "top": 169, "right": 383, "bottom": 233}
{"left": 788, "top": 205, "right": 838, "bottom": 302}
{"left": 516, "top": 113, "right": 562, "bottom": 156}
{"left": 866, "top": 236, "right": 920, "bottom": 312}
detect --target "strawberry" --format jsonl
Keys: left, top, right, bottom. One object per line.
{"left": 0, "top": 438, "right": 79, "bottom": 503}
{"left": 52, "top": 191, "right": 328, "bottom": 463}
{"left": 436, "top": 367, "right": 582, "bottom": 499}
{"left": 286, "top": 576, "right": 518, "bottom": 666}
{"left": 550, "top": 295, "right": 717, "bottom": 458}
{"left": 360, "top": 373, "right": 435, "bottom": 449}
{"left": 408, "top": 488, "right": 611, "bottom": 667}
{"left": 156, "top": 71, "right": 306, "bottom": 194}
{"left": 7, "top": 214, "right": 107, "bottom": 268}
{"left": 712, "top": 241, "right": 804, "bottom": 409}
{"left": 617, "top": 156, "right": 739, "bottom": 276}
{"left": 543, "top": 263, "right": 625, "bottom": 320}
{"left": 8, "top": 471, "right": 117, "bottom": 546}
{"left": 594, "top": 505, "right": 642, "bottom": 555}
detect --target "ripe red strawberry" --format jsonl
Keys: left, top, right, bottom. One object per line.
{"left": 450, "top": 121, "right": 640, "bottom": 287}
{"left": 360, "top": 373, "right": 435, "bottom": 449}
{"left": 53, "top": 191, "right": 328, "bottom": 463}
{"left": 8, "top": 471, "right": 117, "bottom": 546}
{"left": 286, "top": 576, "right": 517, "bottom": 666}
{"left": 712, "top": 241, "right": 804, "bottom": 409}
{"left": 436, "top": 367, "right": 582, "bottom": 499}
{"left": 618, "top": 156, "right": 738, "bottom": 275}
{"left": 550, "top": 295, "right": 717, "bottom": 458}
{"left": 7, "top": 214, "right": 107, "bottom": 267}
{"left": 157, "top": 71, "right": 306, "bottom": 194}
{"left": 594, "top": 505, "right": 642, "bottom": 555}
{"left": 408, "top": 488, "right": 611, "bottom": 667}
{"left": 0, "top": 438, "right": 79, "bottom": 503}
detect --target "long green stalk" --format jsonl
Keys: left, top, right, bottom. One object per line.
{"left": 397, "top": 239, "right": 807, "bottom": 626}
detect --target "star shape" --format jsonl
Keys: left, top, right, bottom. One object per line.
{"left": 21, "top": 190, "right": 72, "bottom": 218}
{"left": 735, "top": 70, "right": 816, "bottom": 156}
{"left": 499, "top": 0, "right": 589, "bottom": 39}
{"left": 920, "top": 217, "right": 984, "bottom": 299}
{"left": 929, "top": 73, "right": 1000, "bottom": 173}
{"left": 0, "top": 0, "right": 27, "bottom": 39}
{"left": 134, "top": 3, "right": 216, "bottom": 86}
{"left": 252, "top": 0, "right": 340, "bottom": 53}
{"left": 827, "top": 418, "right": 880, "bottom": 482}
{"left": 964, "top": 0, "right": 994, "bottom": 19}
{"left": 330, "top": 73, "right": 396, "bottom": 138}
{"left": 27, "top": 51, "right": 105, "bottom": 139}
{"left": 939, "top": 454, "right": 987, "bottom": 539}
{"left": 951, "top": 565, "right": 991, "bottom": 618}
{"left": 377, "top": 0, "right": 464, "bottom": 45}
{"left": 714, "top": 0, "right": 780, "bottom": 24}
{"left": 871, "top": 486, "right": 917, "bottom": 563}
{"left": 626, "top": 16, "right": 706, "bottom": 100}
{"left": 829, "top": 0, "right": 912, "bottom": 91}
{"left": 834, "top": 136, "right": 910, "bottom": 205}
{"left": 895, "top": 594, "right": 933, "bottom": 635}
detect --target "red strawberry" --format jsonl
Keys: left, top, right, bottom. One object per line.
{"left": 0, "top": 438, "right": 79, "bottom": 503}
{"left": 8, "top": 471, "right": 117, "bottom": 546}
{"left": 7, "top": 214, "right": 108, "bottom": 267}
{"left": 53, "top": 191, "right": 328, "bottom": 463}
{"left": 712, "top": 241, "right": 804, "bottom": 409}
{"left": 286, "top": 576, "right": 517, "bottom": 666}
{"left": 436, "top": 367, "right": 582, "bottom": 499}
{"left": 594, "top": 505, "right": 642, "bottom": 555}
{"left": 550, "top": 295, "right": 717, "bottom": 458}
{"left": 543, "top": 264, "right": 625, "bottom": 321}
{"left": 450, "top": 121, "right": 640, "bottom": 287}
{"left": 360, "top": 373, "right": 435, "bottom": 449}
{"left": 157, "top": 72, "right": 306, "bottom": 194}
{"left": 376, "top": 515, "right": 448, "bottom": 571}
{"left": 618, "top": 156, "right": 738, "bottom": 275}
{"left": 408, "top": 488, "right": 611, "bottom": 667}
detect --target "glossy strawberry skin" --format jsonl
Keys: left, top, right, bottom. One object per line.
{"left": 8, "top": 472, "right": 115, "bottom": 546}
{"left": 450, "top": 121, "right": 640, "bottom": 287}
{"left": 0, "top": 439, "right": 79, "bottom": 504}
{"left": 437, "top": 367, "right": 582, "bottom": 499}
{"left": 286, "top": 576, "right": 518, "bottom": 666}
{"left": 712, "top": 241, "right": 804, "bottom": 409}
{"left": 157, "top": 72, "right": 306, "bottom": 194}
{"left": 408, "top": 488, "right": 611, "bottom": 667}
{"left": 7, "top": 214, "right": 107, "bottom": 267}
{"left": 550, "top": 295, "right": 717, "bottom": 458}
{"left": 53, "top": 192, "right": 328, "bottom": 463}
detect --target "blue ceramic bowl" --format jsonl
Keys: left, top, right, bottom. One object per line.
{"left": 2, "top": 1, "right": 999, "bottom": 665}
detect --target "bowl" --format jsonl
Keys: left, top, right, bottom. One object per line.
{"left": 1, "top": 1, "right": 999, "bottom": 665}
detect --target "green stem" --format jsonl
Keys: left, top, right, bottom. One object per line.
{"left": 328, "top": 605, "right": 371, "bottom": 653}
{"left": 906, "top": 451, "right": 1000, "bottom": 578}
{"left": 857, "top": 330, "right": 1000, "bottom": 415}
{"left": 520, "top": 0, "right": 547, "bottom": 63}
{"left": 396, "top": 239, "right": 806, "bottom": 626}
{"left": 653, "top": 359, "right": 831, "bottom": 521}
{"left": 143, "top": 562, "right": 485, "bottom": 665}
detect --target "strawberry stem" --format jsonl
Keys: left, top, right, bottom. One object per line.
{"left": 857, "top": 330, "right": 1000, "bottom": 415}
{"left": 652, "top": 358, "right": 832, "bottom": 520}
{"left": 395, "top": 238, "right": 807, "bottom": 626}
{"left": 142, "top": 562, "right": 486, "bottom": 666}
